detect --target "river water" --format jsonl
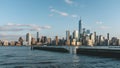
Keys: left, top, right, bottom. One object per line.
{"left": 0, "top": 46, "right": 120, "bottom": 68}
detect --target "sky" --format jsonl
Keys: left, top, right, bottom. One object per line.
{"left": 0, "top": 0, "right": 120, "bottom": 41}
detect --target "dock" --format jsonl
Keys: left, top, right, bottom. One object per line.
{"left": 33, "top": 45, "right": 120, "bottom": 57}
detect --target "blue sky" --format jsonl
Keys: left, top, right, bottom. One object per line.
{"left": 0, "top": 0, "right": 120, "bottom": 41}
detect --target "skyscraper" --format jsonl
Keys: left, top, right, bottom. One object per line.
{"left": 55, "top": 36, "right": 59, "bottom": 45}
{"left": 107, "top": 33, "right": 109, "bottom": 40}
{"left": 73, "top": 30, "right": 78, "bottom": 40}
{"left": 94, "top": 32, "right": 96, "bottom": 45}
{"left": 107, "top": 33, "right": 110, "bottom": 45}
{"left": 37, "top": 32, "right": 40, "bottom": 42}
{"left": 79, "top": 18, "right": 82, "bottom": 41}
{"left": 66, "top": 30, "right": 70, "bottom": 41}
{"left": 66, "top": 30, "right": 70, "bottom": 45}
{"left": 86, "top": 29, "right": 90, "bottom": 35}
{"left": 26, "top": 33, "right": 32, "bottom": 45}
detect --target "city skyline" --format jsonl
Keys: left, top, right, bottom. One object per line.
{"left": 0, "top": 0, "right": 120, "bottom": 41}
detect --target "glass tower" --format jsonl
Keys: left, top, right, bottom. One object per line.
{"left": 79, "top": 19, "right": 82, "bottom": 41}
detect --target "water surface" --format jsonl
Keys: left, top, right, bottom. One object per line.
{"left": 0, "top": 46, "right": 119, "bottom": 68}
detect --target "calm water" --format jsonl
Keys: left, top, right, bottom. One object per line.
{"left": 0, "top": 46, "right": 120, "bottom": 68}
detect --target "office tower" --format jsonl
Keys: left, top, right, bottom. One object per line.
{"left": 107, "top": 33, "right": 110, "bottom": 45}
{"left": 26, "top": 33, "right": 32, "bottom": 45}
{"left": 66, "top": 30, "right": 70, "bottom": 41}
{"left": 0, "top": 40, "right": 2, "bottom": 46}
{"left": 3, "top": 40, "right": 8, "bottom": 46}
{"left": 107, "top": 33, "right": 109, "bottom": 40}
{"left": 41, "top": 36, "right": 48, "bottom": 44}
{"left": 37, "top": 32, "right": 40, "bottom": 42}
{"left": 89, "top": 33, "right": 95, "bottom": 46}
{"left": 78, "top": 19, "right": 82, "bottom": 41}
{"left": 18, "top": 37, "right": 24, "bottom": 45}
{"left": 83, "top": 28, "right": 86, "bottom": 36}
{"left": 99, "top": 35, "right": 105, "bottom": 45}
{"left": 47, "top": 38, "right": 51, "bottom": 45}
{"left": 31, "top": 37, "right": 36, "bottom": 45}
{"left": 73, "top": 30, "right": 78, "bottom": 41}
{"left": 10, "top": 41, "right": 15, "bottom": 46}
{"left": 55, "top": 36, "right": 59, "bottom": 45}
{"left": 86, "top": 29, "right": 90, "bottom": 35}
{"left": 66, "top": 30, "right": 70, "bottom": 45}
{"left": 94, "top": 32, "right": 96, "bottom": 45}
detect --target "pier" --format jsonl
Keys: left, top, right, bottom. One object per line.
{"left": 33, "top": 46, "right": 120, "bottom": 57}
{"left": 33, "top": 46, "right": 79, "bottom": 54}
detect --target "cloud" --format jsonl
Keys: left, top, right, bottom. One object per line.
{"left": 51, "top": 8, "right": 68, "bottom": 16}
{"left": 71, "top": 14, "right": 78, "bottom": 18}
{"left": 65, "top": 0, "right": 73, "bottom": 4}
{"left": 50, "top": 7, "right": 78, "bottom": 18}
{"left": 99, "top": 26, "right": 110, "bottom": 30}
{"left": 0, "top": 23, "right": 51, "bottom": 32}
{"left": 96, "top": 21, "right": 103, "bottom": 25}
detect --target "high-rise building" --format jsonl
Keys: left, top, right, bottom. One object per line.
{"left": 66, "top": 30, "right": 70, "bottom": 41}
{"left": 78, "top": 19, "right": 82, "bottom": 41}
{"left": 18, "top": 37, "right": 24, "bottom": 45}
{"left": 26, "top": 33, "right": 32, "bottom": 45}
{"left": 90, "top": 33, "right": 95, "bottom": 46}
{"left": 55, "top": 36, "right": 59, "bottom": 45}
{"left": 86, "top": 29, "right": 90, "bottom": 35}
{"left": 107, "top": 33, "right": 109, "bottom": 40}
{"left": 37, "top": 32, "right": 40, "bottom": 42}
{"left": 83, "top": 28, "right": 86, "bottom": 36}
{"left": 47, "top": 38, "right": 51, "bottom": 45}
{"left": 31, "top": 37, "right": 36, "bottom": 45}
{"left": 66, "top": 30, "right": 70, "bottom": 45}
{"left": 107, "top": 33, "right": 110, "bottom": 45}
{"left": 73, "top": 30, "right": 78, "bottom": 41}
{"left": 94, "top": 32, "right": 96, "bottom": 45}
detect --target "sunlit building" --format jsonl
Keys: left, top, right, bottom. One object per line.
{"left": 26, "top": 33, "right": 32, "bottom": 45}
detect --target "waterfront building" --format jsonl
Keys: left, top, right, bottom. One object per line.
{"left": 18, "top": 37, "right": 24, "bottom": 45}
{"left": 0, "top": 40, "right": 3, "bottom": 46}
{"left": 55, "top": 36, "right": 59, "bottom": 45}
{"left": 73, "top": 30, "right": 78, "bottom": 41}
{"left": 94, "top": 32, "right": 97, "bottom": 46}
{"left": 78, "top": 18, "right": 82, "bottom": 41}
{"left": 10, "top": 41, "right": 15, "bottom": 46}
{"left": 88, "top": 39, "right": 94, "bottom": 46}
{"left": 76, "top": 42, "right": 82, "bottom": 46}
{"left": 82, "top": 28, "right": 86, "bottom": 36}
{"left": 86, "top": 29, "right": 90, "bottom": 35}
{"left": 99, "top": 35, "right": 105, "bottom": 45}
{"left": 3, "top": 40, "right": 9, "bottom": 46}
{"left": 15, "top": 41, "right": 21, "bottom": 46}
{"left": 41, "top": 36, "right": 47, "bottom": 44}
{"left": 111, "top": 37, "right": 118, "bottom": 46}
{"left": 31, "top": 37, "right": 36, "bottom": 45}
{"left": 47, "top": 37, "right": 52, "bottom": 45}
{"left": 26, "top": 33, "right": 32, "bottom": 45}
{"left": 66, "top": 30, "right": 70, "bottom": 45}
{"left": 66, "top": 30, "right": 70, "bottom": 41}
{"left": 82, "top": 28, "right": 86, "bottom": 45}
{"left": 37, "top": 32, "right": 40, "bottom": 43}
{"left": 107, "top": 33, "right": 109, "bottom": 40}
{"left": 107, "top": 33, "right": 110, "bottom": 45}
{"left": 90, "top": 33, "right": 94, "bottom": 46}
{"left": 118, "top": 39, "right": 120, "bottom": 45}
{"left": 23, "top": 41, "right": 28, "bottom": 46}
